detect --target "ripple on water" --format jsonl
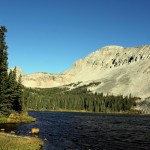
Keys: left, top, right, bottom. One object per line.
{"left": 4, "top": 112, "right": 150, "bottom": 150}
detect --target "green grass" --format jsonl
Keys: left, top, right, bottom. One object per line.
{"left": 0, "top": 133, "right": 43, "bottom": 150}
{"left": 0, "top": 112, "right": 42, "bottom": 149}
{"left": 0, "top": 112, "right": 36, "bottom": 123}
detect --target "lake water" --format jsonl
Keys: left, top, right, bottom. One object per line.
{"left": 1, "top": 111, "right": 150, "bottom": 150}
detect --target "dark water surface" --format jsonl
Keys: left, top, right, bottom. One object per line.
{"left": 1, "top": 111, "right": 150, "bottom": 150}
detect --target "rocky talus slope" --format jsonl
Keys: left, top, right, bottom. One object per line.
{"left": 13, "top": 45, "right": 150, "bottom": 112}
{"left": 135, "top": 97, "right": 150, "bottom": 114}
{"left": 63, "top": 45, "right": 150, "bottom": 98}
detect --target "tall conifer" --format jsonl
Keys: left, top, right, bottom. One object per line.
{"left": 0, "top": 26, "right": 9, "bottom": 116}
{"left": 0, "top": 26, "right": 23, "bottom": 116}
{"left": 14, "top": 74, "right": 23, "bottom": 111}
{"left": 7, "top": 67, "right": 18, "bottom": 110}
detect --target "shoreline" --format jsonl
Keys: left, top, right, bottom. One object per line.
{"left": 0, "top": 132, "right": 43, "bottom": 150}
{"left": 0, "top": 112, "right": 36, "bottom": 124}
{"left": 28, "top": 108, "right": 142, "bottom": 115}
{"left": 0, "top": 113, "right": 43, "bottom": 150}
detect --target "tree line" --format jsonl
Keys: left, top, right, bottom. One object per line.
{"left": 0, "top": 26, "right": 23, "bottom": 116}
{"left": 23, "top": 86, "right": 136, "bottom": 113}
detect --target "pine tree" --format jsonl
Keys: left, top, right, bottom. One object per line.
{"left": 7, "top": 68, "right": 17, "bottom": 105}
{"left": 0, "top": 26, "right": 24, "bottom": 116}
{"left": 15, "top": 74, "right": 23, "bottom": 111}
{"left": 0, "top": 26, "right": 10, "bottom": 116}
{"left": 7, "top": 67, "right": 23, "bottom": 112}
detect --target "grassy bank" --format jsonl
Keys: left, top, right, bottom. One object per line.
{"left": 0, "top": 112, "right": 36, "bottom": 123}
{"left": 0, "top": 112, "right": 43, "bottom": 150}
{"left": 0, "top": 133, "right": 43, "bottom": 150}
{"left": 54, "top": 109, "right": 142, "bottom": 114}
{"left": 29, "top": 108, "right": 142, "bottom": 114}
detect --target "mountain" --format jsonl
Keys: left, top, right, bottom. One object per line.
{"left": 63, "top": 45, "right": 150, "bottom": 99}
{"left": 22, "top": 72, "right": 71, "bottom": 88}
{"left": 14, "top": 45, "right": 150, "bottom": 100}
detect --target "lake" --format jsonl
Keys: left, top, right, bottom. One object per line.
{"left": 1, "top": 111, "right": 150, "bottom": 150}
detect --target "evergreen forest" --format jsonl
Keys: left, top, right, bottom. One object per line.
{"left": 0, "top": 26, "right": 23, "bottom": 116}
{"left": 23, "top": 86, "right": 137, "bottom": 113}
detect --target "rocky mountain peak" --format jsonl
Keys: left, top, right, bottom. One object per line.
{"left": 101, "top": 45, "right": 124, "bottom": 50}
{"left": 65, "top": 45, "right": 150, "bottom": 77}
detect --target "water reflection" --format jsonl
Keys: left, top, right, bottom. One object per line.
{"left": 0, "top": 123, "right": 21, "bottom": 133}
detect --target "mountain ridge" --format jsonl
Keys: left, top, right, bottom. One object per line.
{"left": 12, "top": 45, "right": 150, "bottom": 99}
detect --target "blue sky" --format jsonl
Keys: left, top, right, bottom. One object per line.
{"left": 0, "top": 0, "right": 150, "bottom": 74}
